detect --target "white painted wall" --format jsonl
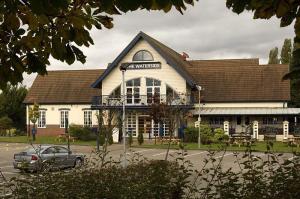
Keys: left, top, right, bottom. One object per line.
{"left": 195, "top": 102, "right": 286, "bottom": 108}
{"left": 27, "top": 104, "right": 98, "bottom": 127}
{"left": 101, "top": 39, "right": 187, "bottom": 96}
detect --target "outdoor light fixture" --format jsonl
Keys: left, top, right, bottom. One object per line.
{"left": 120, "top": 63, "right": 129, "bottom": 167}
{"left": 196, "top": 85, "right": 202, "bottom": 149}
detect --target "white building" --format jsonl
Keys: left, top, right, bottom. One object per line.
{"left": 24, "top": 32, "right": 300, "bottom": 141}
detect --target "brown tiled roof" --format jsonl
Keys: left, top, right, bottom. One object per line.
{"left": 189, "top": 58, "right": 259, "bottom": 67}
{"left": 187, "top": 60, "right": 290, "bottom": 102}
{"left": 24, "top": 69, "right": 104, "bottom": 104}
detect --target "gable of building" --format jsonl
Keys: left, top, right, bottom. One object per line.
{"left": 24, "top": 69, "right": 104, "bottom": 104}
{"left": 91, "top": 31, "right": 197, "bottom": 89}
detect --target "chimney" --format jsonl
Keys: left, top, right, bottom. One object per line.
{"left": 182, "top": 52, "right": 189, "bottom": 61}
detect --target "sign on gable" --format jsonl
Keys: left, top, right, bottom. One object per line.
{"left": 126, "top": 62, "right": 161, "bottom": 70}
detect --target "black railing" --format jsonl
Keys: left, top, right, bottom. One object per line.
{"left": 92, "top": 94, "right": 195, "bottom": 107}
{"left": 289, "top": 125, "right": 300, "bottom": 136}
{"left": 259, "top": 126, "right": 283, "bottom": 135}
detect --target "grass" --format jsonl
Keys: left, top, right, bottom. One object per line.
{"left": 0, "top": 136, "right": 97, "bottom": 146}
{"left": 132, "top": 141, "right": 300, "bottom": 153}
{"left": 1, "top": 136, "right": 300, "bottom": 153}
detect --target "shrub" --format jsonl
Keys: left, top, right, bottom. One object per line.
{"left": 15, "top": 129, "right": 25, "bottom": 136}
{"left": 10, "top": 159, "right": 189, "bottom": 199}
{"left": 128, "top": 131, "right": 133, "bottom": 146}
{"left": 138, "top": 132, "right": 144, "bottom": 145}
{"left": 69, "top": 125, "right": 96, "bottom": 141}
{"left": 183, "top": 127, "right": 198, "bottom": 142}
{"left": 184, "top": 125, "right": 213, "bottom": 144}
{"left": 213, "top": 128, "right": 229, "bottom": 143}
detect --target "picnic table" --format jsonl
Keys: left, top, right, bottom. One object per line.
{"left": 228, "top": 134, "right": 253, "bottom": 147}
{"left": 159, "top": 136, "right": 181, "bottom": 145}
{"left": 55, "top": 134, "right": 77, "bottom": 142}
{"left": 286, "top": 137, "right": 300, "bottom": 147}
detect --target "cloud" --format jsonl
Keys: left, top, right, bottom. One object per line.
{"left": 22, "top": 0, "right": 294, "bottom": 87}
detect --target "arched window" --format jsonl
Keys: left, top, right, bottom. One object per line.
{"left": 132, "top": 50, "right": 154, "bottom": 61}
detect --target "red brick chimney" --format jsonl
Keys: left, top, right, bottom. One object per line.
{"left": 182, "top": 52, "right": 189, "bottom": 60}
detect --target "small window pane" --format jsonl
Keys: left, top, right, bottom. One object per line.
{"left": 154, "top": 80, "right": 161, "bottom": 86}
{"left": 126, "top": 80, "right": 133, "bottom": 87}
{"left": 146, "top": 78, "right": 153, "bottom": 86}
{"left": 133, "top": 79, "right": 140, "bottom": 86}
{"left": 143, "top": 51, "right": 153, "bottom": 61}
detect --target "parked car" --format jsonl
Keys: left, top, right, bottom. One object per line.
{"left": 13, "top": 145, "right": 84, "bottom": 172}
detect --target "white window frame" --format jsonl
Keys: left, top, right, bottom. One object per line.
{"left": 38, "top": 110, "right": 46, "bottom": 128}
{"left": 60, "top": 110, "right": 69, "bottom": 128}
{"left": 84, "top": 110, "right": 92, "bottom": 127}
{"left": 126, "top": 78, "right": 141, "bottom": 105}
{"left": 126, "top": 114, "right": 137, "bottom": 137}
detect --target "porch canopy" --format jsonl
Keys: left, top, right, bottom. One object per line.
{"left": 192, "top": 108, "right": 300, "bottom": 115}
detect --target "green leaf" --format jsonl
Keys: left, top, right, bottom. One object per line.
{"left": 65, "top": 44, "right": 75, "bottom": 65}
{"left": 276, "top": 0, "right": 291, "bottom": 18}
{"left": 72, "top": 45, "right": 86, "bottom": 63}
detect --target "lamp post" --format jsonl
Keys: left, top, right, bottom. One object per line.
{"left": 120, "top": 63, "right": 128, "bottom": 167}
{"left": 196, "top": 85, "right": 202, "bottom": 149}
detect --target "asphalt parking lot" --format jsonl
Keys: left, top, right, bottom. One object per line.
{"left": 0, "top": 142, "right": 297, "bottom": 180}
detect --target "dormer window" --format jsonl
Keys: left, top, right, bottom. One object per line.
{"left": 133, "top": 50, "right": 154, "bottom": 61}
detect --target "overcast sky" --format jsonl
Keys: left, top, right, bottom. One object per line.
{"left": 22, "top": 0, "right": 294, "bottom": 87}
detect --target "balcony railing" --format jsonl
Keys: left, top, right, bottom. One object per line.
{"left": 91, "top": 94, "right": 195, "bottom": 108}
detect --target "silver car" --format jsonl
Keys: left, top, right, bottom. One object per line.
{"left": 13, "top": 145, "right": 84, "bottom": 172}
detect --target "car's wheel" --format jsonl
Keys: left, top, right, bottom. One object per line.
{"left": 74, "top": 158, "right": 83, "bottom": 168}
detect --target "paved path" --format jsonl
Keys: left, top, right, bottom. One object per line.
{"left": 0, "top": 142, "right": 296, "bottom": 179}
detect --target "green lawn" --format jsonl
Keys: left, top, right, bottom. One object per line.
{"left": 1, "top": 136, "right": 300, "bottom": 153}
{"left": 0, "top": 136, "right": 96, "bottom": 146}
{"left": 132, "top": 141, "right": 300, "bottom": 153}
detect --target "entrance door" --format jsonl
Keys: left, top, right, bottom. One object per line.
{"left": 235, "top": 116, "right": 245, "bottom": 133}
{"left": 138, "top": 116, "right": 152, "bottom": 139}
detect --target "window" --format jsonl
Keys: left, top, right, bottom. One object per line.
{"left": 237, "top": 116, "right": 242, "bottom": 125}
{"left": 42, "top": 147, "right": 56, "bottom": 154}
{"left": 245, "top": 117, "right": 250, "bottom": 125}
{"left": 84, "top": 110, "right": 92, "bottom": 127}
{"left": 166, "top": 85, "right": 180, "bottom": 103}
{"left": 133, "top": 50, "right": 154, "bottom": 61}
{"left": 263, "top": 117, "right": 278, "bottom": 125}
{"left": 38, "top": 110, "right": 46, "bottom": 128}
{"left": 152, "top": 121, "right": 169, "bottom": 137}
{"left": 110, "top": 86, "right": 121, "bottom": 98}
{"left": 209, "top": 117, "right": 224, "bottom": 125}
{"left": 126, "top": 78, "right": 141, "bottom": 104}
{"left": 126, "top": 114, "right": 137, "bottom": 136}
{"left": 56, "top": 146, "right": 69, "bottom": 154}
{"left": 146, "top": 78, "right": 161, "bottom": 104}
{"left": 60, "top": 110, "right": 69, "bottom": 128}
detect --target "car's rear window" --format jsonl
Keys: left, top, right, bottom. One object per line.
{"left": 25, "top": 146, "right": 47, "bottom": 154}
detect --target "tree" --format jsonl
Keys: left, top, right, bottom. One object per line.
{"left": 290, "top": 43, "right": 300, "bottom": 107}
{"left": 226, "top": 1, "right": 300, "bottom": 80}
{"left": 137, "top": 131, "right": 144, "bottom": 145}
{"left": 150, "top": 93, "right": 190, "bottom": 160}
{"left": 268, "top": 47, "right": 280, "bottom": 64}
{"left": 28, "top": 103, "right": 39, "bottom": 140}
{"left": 0, "top": 116, "right": 13, "bottom": 134}
{"left": 281, "top": 38, "right": 292, "bottom": 64}
{"left": 0, "top": 0, "right": 196, "bottom": 88}
{"left": 0, "top": 84, "right": 27, "bottom": 130}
